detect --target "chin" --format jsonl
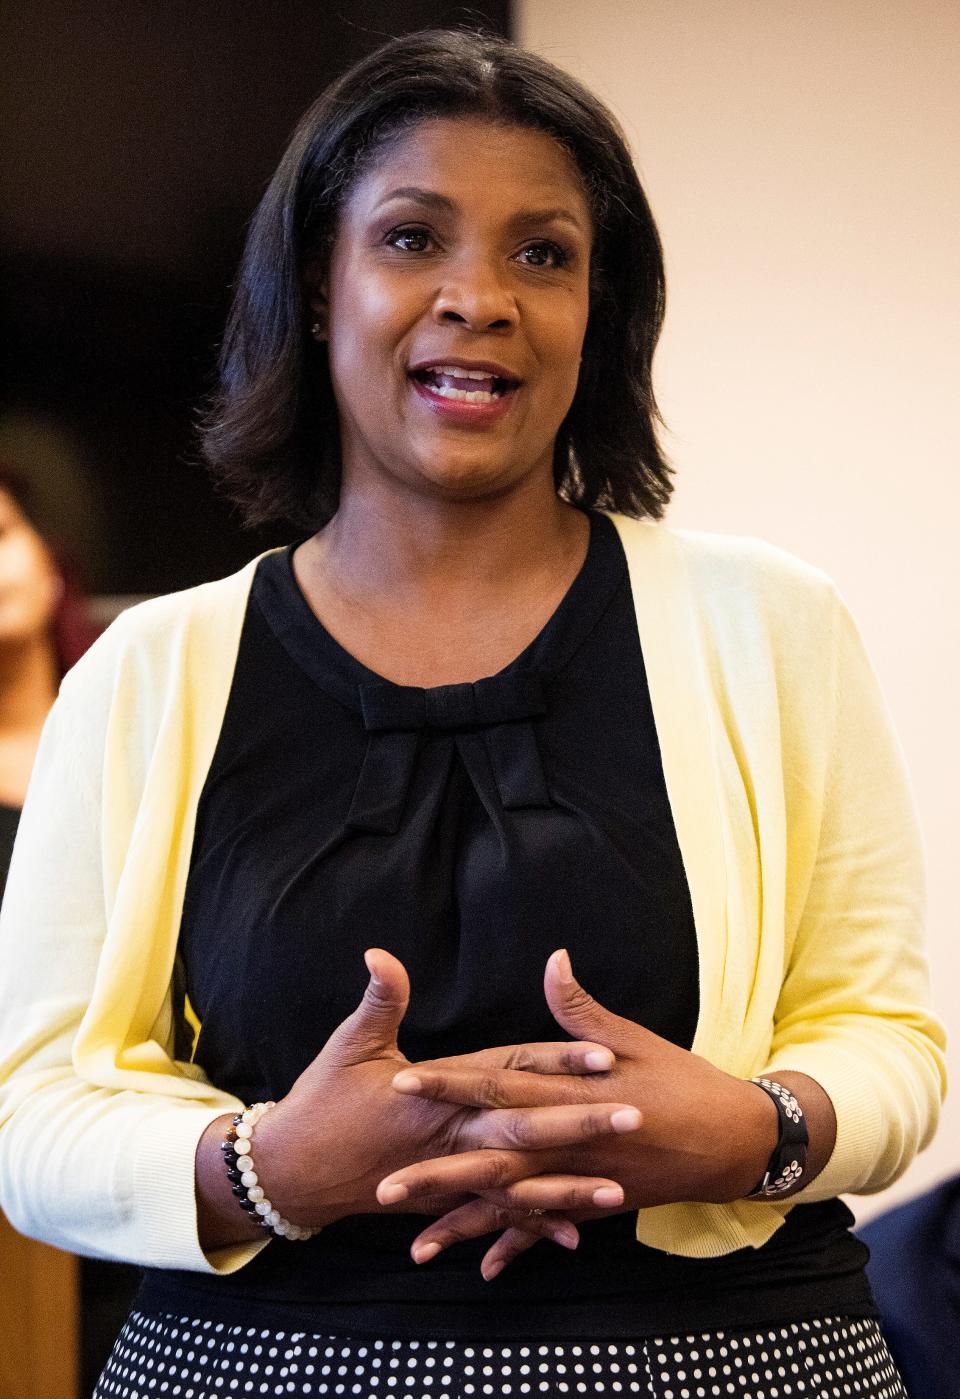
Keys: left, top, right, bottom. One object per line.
{"left": 408, "top": 451, "right": 537, "bottom": 500}
{"left": 417, "top": 471, "right": 520, "bottom": 503}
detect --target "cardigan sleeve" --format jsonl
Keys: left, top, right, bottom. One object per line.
{"left": 762, "top": 583, "right": 947, "bottom": 1200}
{"left": 0, "top": 630, "right": 267, "bottom": 1274}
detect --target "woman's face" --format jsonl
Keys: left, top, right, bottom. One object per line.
{"left": 0, "top": 490, "right": 62, "bottom": 647}
{"left": 311, "top": 117, "right": 593, "bottom": 504}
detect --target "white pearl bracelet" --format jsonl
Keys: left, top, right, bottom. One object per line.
{"left": 222, "top": 1101, "right": 317, "bottom": 1241}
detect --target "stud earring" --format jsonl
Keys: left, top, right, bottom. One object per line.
{"left": 309, "top": 321, "right": 324, "bottom": 341}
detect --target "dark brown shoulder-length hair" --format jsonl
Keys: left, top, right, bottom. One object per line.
{"left": 202, "top": 28, "right": 672, "bottom": 530}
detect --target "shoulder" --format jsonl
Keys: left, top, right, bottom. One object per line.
{"left": 684, "top": 524, "right": 834, "bottom": 591}
{"left": 58, "top": 552, "right": 271, "bottom": 708}
{"left": 106, "top": 552, "right": 269, "bottom": 647}
{"left": 625, "top": 515, "right": 834, "bottom": 595}
{"left": 609, "top": 514, "right": 842, "bottom": 635}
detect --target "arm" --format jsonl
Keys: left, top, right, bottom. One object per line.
{"left": 0, "top": 662, "right": 256, "bottom": 1273}
{"left": 760, "top": 585, "right": 946, "bottom": 1198}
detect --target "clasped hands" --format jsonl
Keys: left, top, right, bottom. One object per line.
{"left": 255, "top": 947, "right": 780, "bottom": 1281}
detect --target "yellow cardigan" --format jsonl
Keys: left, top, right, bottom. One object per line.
{"left": 0, "top": 515, "right": 946, "bottom": 1276}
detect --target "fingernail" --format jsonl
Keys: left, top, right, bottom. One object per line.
{"left": 554, "top": 949, "right": 573, "bottom": 983}
{"left": 554, "top": 1225, "right": 579, "bottom": 1249}
{"left": 363, "top": 952, "right": 383, "bottom": 985}
{"left": 412, "top": 1242, "right": 441, "bottom": 1264}
{"left": 378, "top": 1182, "right": 408, "bottom": 1204}
{"left": 482, "top": 1260, "right": 504, "bottom": 1281}
{"left": 584, "top": 1050, "right": 613, "bottom": 1071}
{"left": 610, "top": 1107, "right": 641, "bottom": 1133}
{"left": 392, "top": 1072, "right": 423, "bottom": 1093}
{"left": 593, "top": 1185, "right": 624, "bottom": 1207}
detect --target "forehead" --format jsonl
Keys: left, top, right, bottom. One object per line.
{"left": 343, "top": 116, "right": 592, "bottom": 230}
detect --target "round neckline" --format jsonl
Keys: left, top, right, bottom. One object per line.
{"left": 254, "top": 511, "right": 626, "bottom": 712}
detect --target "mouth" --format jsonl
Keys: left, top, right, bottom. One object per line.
{"left": 409, "top": 362, "right": 521, "bottom": 405}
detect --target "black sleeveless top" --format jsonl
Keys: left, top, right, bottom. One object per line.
{"left": 138, "top": 512, "right": 874, "bottom": 1338}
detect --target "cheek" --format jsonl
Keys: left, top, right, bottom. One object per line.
{"left": 538, "top": 307, "right": 588, "bottom": 401}
{"left": 13, "top": 542, "right": 60, "bottom": 613}
{"left": 327, "top": 269, "right": 419, "bottom": 375}
{"left": 544, "top": 280, "right": 589, "bottom": 347}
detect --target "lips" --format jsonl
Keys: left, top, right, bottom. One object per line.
{"left": 409, "top": 360, "right": 521, "bottom": 405}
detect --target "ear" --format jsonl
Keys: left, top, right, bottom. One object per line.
{"left": 303, "top": 259, "right": 329, "bottom": 343}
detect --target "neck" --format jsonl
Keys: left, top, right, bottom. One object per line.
{"left": 309, "top": 469, "right": 587, "bottom": 609}
{"left": 0, "top": 635, "right": 60, "bottom": 732}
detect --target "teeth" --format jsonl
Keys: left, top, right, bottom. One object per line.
{"left": 429, "top": 364, "right": 499, "bottom": 381}
{"left": 428, "top": 383, "right": 502, "bottom": 402}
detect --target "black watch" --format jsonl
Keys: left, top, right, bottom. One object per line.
{"left": 745, "top": 1077, "right": 809, "bottom": 1199}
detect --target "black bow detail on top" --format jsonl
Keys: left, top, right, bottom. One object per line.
{"left": 346, "top": 671, "right": 551, "bottom": 834}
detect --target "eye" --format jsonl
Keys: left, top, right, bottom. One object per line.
{"left": 384, "top": 226, "right": 435, "bottom": 254}
{"left": 516, "top": 240, "right": 570, "bottom": 270}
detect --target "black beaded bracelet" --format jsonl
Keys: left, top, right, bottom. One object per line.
{"left": 744, "top": 1078, "right": 809, "bottom": 1199}
{"left": 219, "top": 1101, "right": 316, "bottom": 1241}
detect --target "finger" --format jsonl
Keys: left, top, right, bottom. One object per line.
{"left": 409, "top": 1200, "right": 579, "bottom": 1264}
{"left": 455, "top": 1101, "right": 641, "bottom": 1154}
{"left": 544, "top": 949, "right": 648, "bottom": 1054}
{"left": 377, "top": 1112, "right": 638, "bottom": 1203}
{"left": 377, "top": 1147, "right": 536, "bottom": 1204}
{"left": 411, "top": 1177, "right": 622, "bottom": 1259}
{"left": 481, "top": 1227, "right": 543, "bottom": 1281}
{"left": 321, "top": 949, "right": 410, "bottom": 1066}
{"left": 481, "top": 1174, "right": 625, "bottom": 1215}
{"left": 426, "top": 1041, "right": 615, "bottom": 1076}
{"left": 392, "top": 1064, "right": 604, "bottom": 1109}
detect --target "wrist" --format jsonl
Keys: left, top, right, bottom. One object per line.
{"left": 730, "top": 1071, "right": 836, "bottom": 1203}
{"left": 251, "top": 1102, "right": 350, "bottom": 1228}
{"left": 758, "top": 1070, "right": 837, "bottom": 1190}
{"left": 196, "top": 1113, "right": 265, "bottom": 1251}
{"left": 716, "top": 1078, "right": 780, "bottom": 1201}
{"left": 742, "top": 1078, "right": 809, "bottom": 1199}
{"left": 223, "top": 1103, "right": 318, "bottom": 1240}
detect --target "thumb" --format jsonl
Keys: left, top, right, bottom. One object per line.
{"left": 323, "top": 948, "right": 410, "bottom": 1066}
{"left": 544, "top": 949, "right": 638, "bottom": 1055}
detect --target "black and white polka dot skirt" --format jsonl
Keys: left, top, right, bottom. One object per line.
{"left": 93, "top": 1311, "right": 907, "bottom": 1398}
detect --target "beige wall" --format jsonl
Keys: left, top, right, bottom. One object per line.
{"left": 519, "top": 0, "right": 960, "bottom": 1220}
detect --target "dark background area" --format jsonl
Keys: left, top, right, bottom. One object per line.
{"left": 0, "top": 1, "right": 512, "bottom": 595}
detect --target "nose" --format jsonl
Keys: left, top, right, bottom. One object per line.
{"left": 432, "top": 254, "right": 519, "bottom": 332}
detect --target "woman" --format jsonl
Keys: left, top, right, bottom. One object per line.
{"left": 0, "top": 29, "right": 945, "bottom": 1399}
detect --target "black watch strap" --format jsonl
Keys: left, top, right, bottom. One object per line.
{"left": 745, "top": 1077, "right": 809, "bottom": 1199}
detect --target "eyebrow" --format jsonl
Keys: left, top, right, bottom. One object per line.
{"left": 374, "top": 186, "right": 587, "bottom": 233}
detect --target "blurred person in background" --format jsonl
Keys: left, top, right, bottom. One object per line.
{"left": 0, "top": 30, "right": 946, "bottom": 1399}
{"left": 0, "top": 463, "right": 96, "bottom": 879}
{"left": 0, "top": 463, "right": 136, "bottom": 1394}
